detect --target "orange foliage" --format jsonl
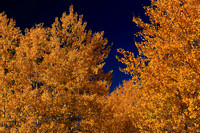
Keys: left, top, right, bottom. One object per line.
{"left": 0, "top": 0, "right": 199, "bottom": 132}
{"left": 103, "top": 80, "right": 141, "bottom": 132}
{"left": 116, "top": 0, "right": 200, "bottom": 132}
{"left": 0, "top": 12, "right": 22, "bottom": 132}
{"left": 0, "top": 6, "right": 112, "bottom": 132}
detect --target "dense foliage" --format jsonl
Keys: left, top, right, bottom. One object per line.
{"left": 0, "top": 6, "right": 112, "bottom": 132}
{"left": 113, "top": 0, "right": 200, "bottom": 132}
{"left": 0, "top": 0, "right": 199, "bottom": 132}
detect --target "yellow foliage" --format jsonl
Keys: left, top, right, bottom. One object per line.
{"left": 115, "top": 0, "right": 200, "bottom": 132}
{"left": 1, "top": 0, "right": 199, "bottom": 132}
{"left": 0, "top": 6, "right": 112, "bottom": 132}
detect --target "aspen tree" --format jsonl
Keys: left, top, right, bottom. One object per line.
{"left": 37, "top": 6, "right": 112, "bottom": 132}
{"left": 100, "top": 80, "right": 140, "bottom": 132}
{"left": 117, "top": 0, "right": 200, "bottom": 132}
{"left": 0, "top": 12, "right": 21, "bottom": 132}
{"left": 0, "top": 6, "right": 112, "bottom": 132}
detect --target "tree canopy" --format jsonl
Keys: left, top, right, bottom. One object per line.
{"left": 114, "top": 0, "right": 200, "bottom": 132}
{"left": 0, "top": 0, "right": 199, "bottom": 132}
{"left": 0, "top": 6, "right": 112, "bottom": 132}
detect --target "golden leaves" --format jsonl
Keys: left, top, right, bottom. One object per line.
{"left": 41, "top": 90, "right": 51, "bottom": 102}
{"left": 0, "top": 6, "right": 112, "bottom": 132}
{"left": 115, "top": 0, "right": 200, "bottom": 132}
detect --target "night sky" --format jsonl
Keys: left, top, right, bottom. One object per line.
{"left": 0, "top": 0, "right": 151, "bottom": 93}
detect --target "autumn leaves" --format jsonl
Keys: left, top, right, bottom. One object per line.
{"left": 0, "top": 0, "right": 200, "bottom": 132}
{"left": 113, "top": 0, "right": 200, "bottom": 132}
{"left": 0, "top": 6, "right": 112, "bottom": 132}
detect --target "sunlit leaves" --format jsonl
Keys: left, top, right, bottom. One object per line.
{"left": 0, "top": 6, "right": 112, "bottom": 132}
{"left": 116, "top": 0, "right": 200, "bottom": 132}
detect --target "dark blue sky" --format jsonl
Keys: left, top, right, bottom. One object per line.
{"left": 0, "top": 0, "right": 151, "bottom": 93}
